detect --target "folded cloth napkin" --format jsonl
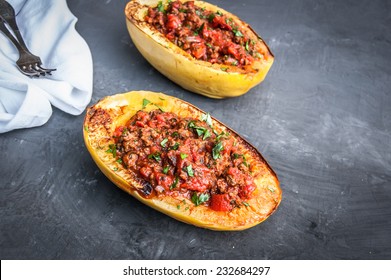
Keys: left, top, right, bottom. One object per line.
{"left": 0, "top": 0, "right": 93, "bottom": 133}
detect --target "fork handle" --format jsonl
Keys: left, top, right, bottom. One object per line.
{"left": 0, "top": 17, "right": 32, "bottom": 59}
{"left": 0, "top": 0, "right": 30, "bottom": 51}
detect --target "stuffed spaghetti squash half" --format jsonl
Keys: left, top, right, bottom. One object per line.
{"left": 83, "top": 91, "right": 281, "bottom": 230}
{"left": 125, "top": 0, "right": 274, "bottom": 98}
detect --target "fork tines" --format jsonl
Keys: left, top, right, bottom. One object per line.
{"left": 0, "top": 0, "right": 56, "bottom": 77}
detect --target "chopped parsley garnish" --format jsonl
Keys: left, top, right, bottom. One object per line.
{"left": 233, "top": 153, "right": 249, "bottom": 167}
{"left": 170, "top": 142, "right": 180, "bottom": 150}
{"left": 233, "top": 29, "right": 243, "bottom": 37}
{"left": 160, "top": 138, "right": 168, "bottom": 147}
{"left": 116, "top": 158, "right": 123, "bottom": 164}
{"left": 142, "top": 98, "right": 151, "bottom": 109}
{"left": 200, "top": 112, "right": 213, "bottom": 126}
{"left": 208, "top": 13, "right": 215, "bottom": 22}
{"left": 202, "top": 129, "right": 211, "bottom": 140}
{"left": 180, "top": 153, "right": 188, "bottom": 160}
{"left": 216, "top": 131, "right": 230, "bottom": 141}
{"left": 245, "top": 40, "right": 249, "bottom": 52}
{"left": 106, "top": 144, "right": 117, "bottom": 157}
{"left": 171, "top": 131, "right": 179, "bottom": 137}
{"left": 157, "top": 1, "right": 165, "bottom": 12}
{"left": 220, "top": 67, "right": 228, "bottom": 71}
{"left": 188, "top": 121, "right": 196, "bottom": 128}
{"left": 216, "top": 10, "right": 223, "bottom": 16}
{"left": 142, "top": 98, "right": 164, "bottom": 111}
{"left": 154, "top": 103, "right": 165, "bottom": 112}
{"left": 243, "top": 202, "right": 250, "bottom": 207}
{"left": 148, "top": 152, "right": 161, "bottom": 162}
{"left": 212, "top": 141, "right": 224, "bottom": 160}
{"left": 163, "top": 166, "right": 169, "bottom": 174}
{"left": 188, "top": 120, "right": 211, "bottom": 140}
{"left": 186, "top": 165, "right": 194, "bottom": 177}
{"left": 197, "top": 23, "right": 205, "bottom": 34}
{"left": 191, "top": 192, "right": 210, "bottom": 206}
{"left": 170, "top": 177, "right": 179, "bottom": 190}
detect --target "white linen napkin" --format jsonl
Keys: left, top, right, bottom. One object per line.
{"left": 0, "top": 0, "right": 93, "bottom": 133}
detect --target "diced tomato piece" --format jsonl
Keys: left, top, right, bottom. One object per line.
{"left": 210, "top": 194, "right": 232, "bottom": 211}
{"left": 139, "top": 166, "right": 152, "bottom": 179}
{"left": 227, "top": 44, "right": 240, "bottom": 60}
{"left": 166, "top": 14, "right": 181, "bottom": 31}
{"left": 154, "top": 172, "right": 174, "bottom": 190}
{"left": 181, "top": 177, "right": 208, "bottom": 192}
{"left": 150, "top": 145, "right": 160, "bottom": 155}
{"left": 222, "top": 138, "right": 234, "bottom": 155}
{"left": 227, "top": 167, "right": 241, "bottom": 177}
{"left": 135, "top": 121, "right": 144, "bottom": 127}
{"left": 239, "top": 177, "right": 256, "bottom": 199}
{"left": 166, "top": 31, "right": 175, "bottom": 41}
{"left": 137, "top": 111, "right": 149, "bottom": 122}
{"left": 211, "top": 15, "right": 232, "bottom": 31}
{"left": 113, "top": 126, "right": 125, "bottom": 138}
{"left": 156, "top": 113, "right": 166, "bottom": 124}
{"left": 191, "top": 42, "right": 206, "bottom": 59}
{"left": 171, "top": 1, "right": 181, "bottom": 10}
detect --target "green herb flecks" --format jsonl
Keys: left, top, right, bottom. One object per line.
{"left": 216, "top": 131, "right": 230, "bottom": 141}
{"left": 142, "top": 98, "right": 164, "bottom": 111}
{"left": 200, "top": 112, "right": 213, "bottom": 127}
{"left": 180, "top": 153, "right": 188, "bottom": 160}
{"left": 142, "top": 98, "right": 151, "bottom": 109}
{"left": 208, "top": 13, "right": 215, "bottom": 22}
{"left": 163, "top": 166, "right": 169, "bottom": 174}
{"left": 171, "top": 131, "right": 179, "bottom": 138}
{"left": 186, "top": 165, "right": 194, "bottom": 177}
{"left": 170, "top": 177, "right": 179, "bottom": 190}
{"left": 233, "top": 29, "right": 243, "bottom": 37}
{"left": 160, "top": 138, "right": 168, "bottom": 147}
{"left": 154, "top": 103, "right": 165, "bottom": 112}
{"left": 148, "top": 152, "right": 161, "bottom": 162}
{"left": 170, "top": 142, "right": 180, "bottom": 150}
{"left": 157, "top": 1, "right": 165, "bottom": 13}
{"left": 191, "top": 192, "right": 210, "bottom": 206}
{"left": 212, "top": 141, "right": 224, "bottom": 160}
{"left": 106, "top": 144, "right": 117, "bottom": 158}
{"left": 188, "top": 120, "right": 211, "bottom": 140}
{"left": 233, "top": 153, "right": 249, "bottom": 167}
{"left": 268, "top": 186, "right": 275, "bottom": 193}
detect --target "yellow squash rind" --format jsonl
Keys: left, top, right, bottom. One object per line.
{"left": 83, "top": 91, "right": 281, "bottom": 230}
{"left": 125, "top": 0, "right": 274, "bottom": 98}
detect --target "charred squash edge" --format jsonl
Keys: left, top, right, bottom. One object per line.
{"left": 83, "top": 91, "right": 281, "bottom": 230}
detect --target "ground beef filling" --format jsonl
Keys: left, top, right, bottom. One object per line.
{"left": 145, "top": 0, "right": 262, "bottom": 68}
{"left": 113, "top": 110, "right": 256, "bottom": 211}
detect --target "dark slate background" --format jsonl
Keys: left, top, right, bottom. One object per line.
{"left": 1, "top": 0, "right": 390, "bottom": 259}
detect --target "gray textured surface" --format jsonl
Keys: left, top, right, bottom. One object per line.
{"left": 1, "top": 0, "right": 391, "bottom": 259}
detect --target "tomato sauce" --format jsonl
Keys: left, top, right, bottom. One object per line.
{"left": 145, "top": 0, "right": 263, "bottom": 69}
{"left": 113, "top": 109, "right": 256, "bottom": 211}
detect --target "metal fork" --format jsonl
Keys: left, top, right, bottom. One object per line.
{"left": 0, "top": 0, "right": 56, "bottom": 77}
